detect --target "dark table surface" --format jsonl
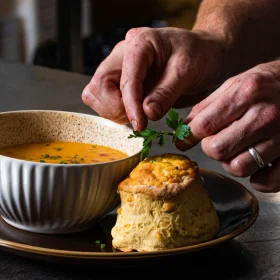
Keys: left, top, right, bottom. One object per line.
{"left": 0, "top": 58, "right": 280, "bottom": 280}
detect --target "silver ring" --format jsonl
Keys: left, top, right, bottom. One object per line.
{"left": 248, "top": 147, "right": 266, "bottom": 169}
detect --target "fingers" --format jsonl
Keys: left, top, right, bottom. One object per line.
{"left": 175, "top": 81, "right": 248, "bottom": 151}
{"left": 189, "top": 99, "right": 279, "bottom": 178}
{"left": 82, "top": 42, "right": 129, "bottom": 124}
{"left": 120, "top": 28, "right": 155, "bottom": 131}
{"left": 221, "top": 138, "right": 280, "bottom": 177}
{"left": 142, "top": 47, "right": 200, "bottom": 122}
{"left": 200, "top": 102, "right": 275, "bottom": 161}
{"left": 83, "top": 27, "right": 227, "bottom": 131}
{"left": 250, "top": 159, "right": 280, "bottom": 193}
{"left": 184, "top": 77, "right": 236, "bottom": 123}
{"left": 176, "top": 71, "right": 280, "bottom": 152}
{"left": 83, "top": 27, "right": 184, "bottom": 131}
{"left": 82, "top": 83, "right": 129, "bottom": 125}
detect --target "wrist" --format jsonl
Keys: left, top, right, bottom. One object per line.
{"left": 191, "top": 1, "right": 252, "bottom": 81}
{"left": 191, "top": 0, "right": 280, "bottom": 80}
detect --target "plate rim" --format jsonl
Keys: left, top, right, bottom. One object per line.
{"left": 0, "top": 168, "right": 259, "bottom": 260}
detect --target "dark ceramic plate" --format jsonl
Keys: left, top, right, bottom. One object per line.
{"left": 0, "top": 169, "right": 259, "bottom": 265}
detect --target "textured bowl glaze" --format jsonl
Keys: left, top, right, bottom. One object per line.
{"left": 0, "top": 110, "right": 143, "bottom": 234}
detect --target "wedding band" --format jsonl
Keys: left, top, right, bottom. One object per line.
{"left": 248, "top": 147, "right": 266, "bottom": 169}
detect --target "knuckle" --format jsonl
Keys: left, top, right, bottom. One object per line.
{"left": 243, "top": 74, "right": 263, "bottom": 93}
{"left": 89, "top": 75, "right": 100, "bottom": 90}
{"left": 86, "top": 76, "right": 103, "bottom": 101}
{"left": 261, "top": 105, "right": 279, "bottom": 126}
{"left": 98, "top": 111, "right": 112, "bottom": 119}
{"left": 98, "top": 106, "right": 124, "bottom": 121}
{"left": 97, "top": 111, "right": 108, "bottom": 118}
{"left": 152, "top": 85, "right": 178, "bottom": 104}
{"left": 81, "top": 92, "right": 88, "bottom": 105}
{"left": 196, "top": 115, "right": 216, "bottom": 135}
{"left": 235, "top": 74, "right": 263, "bottom": 103}
{"left": 125, "top": 28, "right": 140, "bottom": 40}
{"left": 111, "top": 106, "right": 126, "bottom": 120}
{"left": 168, "top": 54, "right": 191, "bottom": 82}
{"left": 125, "top": 27, "right": 151, "bottom": 42}
{"left": 202, "top": 138, "right": 227, "bottom": 161}
{"left": 218, "top": 76, "right": 236, "bottom": 92}
{"left": 225, "top": 76, "right": 236, "bottom": 85}
{"left": 191, "top": 102, "right": 204, "bottom": 115}
{"left": 81, "top": 85, "right": 92, "bottom": 105}
{"left": 253, "top": 63, "right": 273, "bottom": 74}
{"left": 113, "top": 40, "right": 124, "bottom": 51}
{"left": 229, "top": 157, "right": 249, "bottom": 177}
{"left": 174, "top": 59, "right": 190, "bottom": 80}
{"left": 191, "top": 104, "right": 200, "bottom": 115}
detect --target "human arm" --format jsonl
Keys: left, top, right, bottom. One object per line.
{"left": 193, "top": 0, "right": 280, "bottom": 77}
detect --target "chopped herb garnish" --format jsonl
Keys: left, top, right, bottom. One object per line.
{"left": 40, "top": 160, "right": 45, "bottom": 163}
{"left": 151, "top": 159, "right": 156, "bottom": 163}
{"left": 55, "top": 148, "right": 62, "bottom": 151}
{"left": 51, "top": 155, "right": 61, "bottom": 160}
{"left": 80, "top": 158, "right": 84, "bottom": 161}
{"left": 59, "top": 161, "right": 67, "bottom": 164}
{"left": 176, "top": 166, "right": 179, "bottom": 169}
{"left": 128, "top": 108, "right": 190, "bottom": 160}
{"left": 92, "top": 145, "right": 96, "bottom": 148}
{"left": 44, "top": 154, "right": 50, "bottom": 158}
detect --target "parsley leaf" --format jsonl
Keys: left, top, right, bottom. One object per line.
{"left": 166, "top": 108, "right": 180, "bottom": 131}
{"left": 129, "top": 108, "right": 190, "bottom": 160}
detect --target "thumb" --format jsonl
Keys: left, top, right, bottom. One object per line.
{"left": 143, "top": 59, "right": 189, "bottom": 121}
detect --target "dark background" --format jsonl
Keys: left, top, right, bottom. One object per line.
{"left": 0, "top": 0, "right": 201, "bottom": 75}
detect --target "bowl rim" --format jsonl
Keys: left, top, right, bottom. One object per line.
{"left": 0, "top": 109, "right": 143, "bottom": 167}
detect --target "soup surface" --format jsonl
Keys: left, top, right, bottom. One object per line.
{"left": 0, "top": 141, "right": 128, "bottom": 164}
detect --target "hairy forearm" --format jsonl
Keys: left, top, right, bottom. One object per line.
{"left": 193, "top": 0, "right": 280, "bottom": 78}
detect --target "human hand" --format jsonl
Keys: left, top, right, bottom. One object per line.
{"left": 175, "top": 60, "right": 280, "bottom": 193}
{"left": 82, "top": 27, "right": 228, "bottom": 132}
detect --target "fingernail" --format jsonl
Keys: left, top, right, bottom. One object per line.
{"left": 148, "top": 101, "right": 162, "bottom": 117}
{"left": 131, "top": 119, "right": 138, "bottom": 131}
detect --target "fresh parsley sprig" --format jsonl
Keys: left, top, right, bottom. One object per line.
{"left": 128, "top": 108, "right": 190, "bottom": 160}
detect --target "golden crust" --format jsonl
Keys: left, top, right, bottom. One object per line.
{"left": 111, "top": 154, "right": 220, "bottom": 252}
{"left": 118, "top": 153, "right": 199, "bottom": 198}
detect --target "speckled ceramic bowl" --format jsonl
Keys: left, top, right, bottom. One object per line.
{"left": 0, "top": 110, "right": 143, "bottom": 234}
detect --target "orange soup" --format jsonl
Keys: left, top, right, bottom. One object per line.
{"left": 0, "top": 141, "right": 128, "bottom": 164}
